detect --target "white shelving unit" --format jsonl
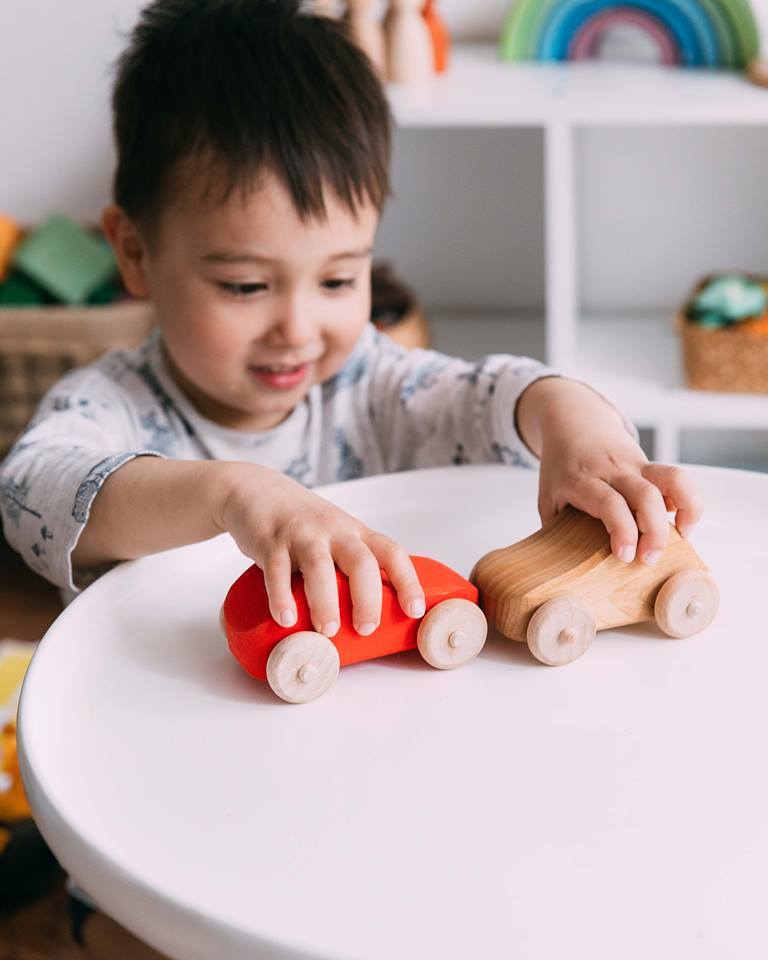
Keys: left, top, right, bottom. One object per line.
{"left": 387, "top": 43, "right": 768, "bottom": 464}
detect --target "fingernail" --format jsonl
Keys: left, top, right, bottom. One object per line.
{"left": 321, "top": 620, "right": 339, "bottom": 637}
{"left": 618, "top": 545, "right": 635, "bottom": 563}
{"left": 677, "top": 523, "right": 692, "bottom": 539}
{"left": 355, "top": 622, "right": 377, "bottom": 636}
{"left": 642, "top": 550, "right": 662, "bottom": 566}
{"left": 278, "top": 609, "right": 296, "bottom": 627}
{"left": 409, "top": 599, "right": 426, "bottom": 618}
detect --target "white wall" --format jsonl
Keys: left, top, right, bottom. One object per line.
{"left": 0, "top": 0, "right": 512, "bottom": 225}
{"left": 3, "top": 0, "right": 768, "bottom": 316}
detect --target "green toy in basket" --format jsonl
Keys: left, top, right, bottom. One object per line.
{"left": 0, "top": 271, "right": 51, "bottom": 306}
{"left": 686, "top": 274, "right": 768, "bottom": 329}
{"left": 11, "top": 215, "right": 117, "bottom": 305}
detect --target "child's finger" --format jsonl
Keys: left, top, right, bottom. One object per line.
{"left": 569, "top": 479, "right": 639, "bottom": 562}
{"left": 366, "top": 532, "right": 425, "bottom": 618}
{"left": 334, "top": 540, "right": 382, "bottom": 636}
{"left": 642, "top": 463, "right": 704, "bottom": 537}
{"left": 608, "top": 474, "right": 669, "bottom": 565}
{"left": 296, "top": 540, "right": 341, "bottom": 638}
{"left": 263, "top": 548, "right": 298, "bottom": 628}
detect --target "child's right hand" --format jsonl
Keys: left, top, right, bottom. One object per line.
{"left": 214, "top": 463, "right": 426, "bottom": 638}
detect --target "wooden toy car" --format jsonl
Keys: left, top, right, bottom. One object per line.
{"left": 221, "top": 557, "right": 488, "bottom": 703}
{"left": 470, "top": 506, "right": 719, "bottom": 666}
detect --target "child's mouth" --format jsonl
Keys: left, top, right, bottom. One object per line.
{"left": 249, "top": 363, "right": 310, "bottom": 390}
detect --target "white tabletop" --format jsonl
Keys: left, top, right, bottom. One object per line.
{"left": 18, "top": 464, "right": 768, "bottom": 960}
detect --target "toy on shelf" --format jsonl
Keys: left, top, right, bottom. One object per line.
{"left": 0, "top": 216, "right": 22, "bottom": 284}
{"left": 679, "top": 273, "right": 768, "bottom": 392}
{"left": 423, "top": 0, "right": 450, "bottom": 73}
{"left": 11, "top": 216, "right": 116, "bottom": 305}
{"left": 499, "top": 0, "right": 760, "bottom": 70}
{"left": 370, "top": 261, "right": 431, "bottom": 349}
{"left": 384, "top": 0, "right": 434, "bottom": 85}
{"left": 341, "top": 1, "right": 450, "bottom": 85}
{"left": 346, "top": 0, "right": 387, "bottom": 76}
{"left": 686, "top": 273, "right": 767, "bottom": 329}
{"left": 471, "top": 506, "right": 719, "bottom": 666}
{"left": 569, "top": 8, "right": 680, "bottom": 65}
{"left": 749, "top": 57, "right": 768, "bottom": 85}
{"left": 221, "top": 557, "right": 487, "bottom": 703}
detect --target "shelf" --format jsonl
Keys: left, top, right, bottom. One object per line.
{"left": 394, "top": 50, "right": 768, "bottom": 466}
{"left": 574, "top": 315, "right": 768, "bottom": 429}
{"left": 431, "top": 312, "right": 768, "bottom": 431}
{"left": 388, "top": 43, "right": 768, "bottom": 128}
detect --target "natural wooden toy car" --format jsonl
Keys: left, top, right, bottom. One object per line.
{"left": 470, "top": 506, "right": 719, "bottom": 666}
{"left": 221, "top": 557, "right": 488, "bottom": 703}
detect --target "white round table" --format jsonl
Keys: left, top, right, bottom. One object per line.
{"left": 18, "top": 464, "right": 768, "bottom": 960}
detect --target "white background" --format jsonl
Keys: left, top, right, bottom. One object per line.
{"left": 2, "top": 1, "right": 768, "bottom": 466}
{"left": 1, "top": 0, "right": 768, "bottom": 313}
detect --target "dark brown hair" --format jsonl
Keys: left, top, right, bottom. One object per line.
{"left": 110, "top": 0, "right": 392, "bottom": 234}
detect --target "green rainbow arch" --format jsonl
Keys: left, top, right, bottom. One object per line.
{"left": 500, "top": 0, "right": 760, "bottom": 69}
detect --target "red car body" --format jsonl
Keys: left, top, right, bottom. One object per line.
{"left": 223, "top": 556, "right": 479, "bottom": 681}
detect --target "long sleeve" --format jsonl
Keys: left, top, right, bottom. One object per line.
{"left": 0, "top": 365, "right": 165, "bottom": 594}
{"left": 345, "top": 328, "right": 558, "bottom": 473}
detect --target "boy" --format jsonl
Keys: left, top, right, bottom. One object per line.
{"left": 1, "top": 0, "right": 701, "bottom": 953}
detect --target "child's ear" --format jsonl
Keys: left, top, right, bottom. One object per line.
{"left": 101, "top": 204, "right": 150, "bottom": 298}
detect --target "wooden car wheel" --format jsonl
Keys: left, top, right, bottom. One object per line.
{"left": 654, "top": 570, "right": 719, "bottom": 639}
{"left": 416, "top": 598, "right": 488, "bottom": 670}
{"left": 526, "top": 597, "right": 596, "bottom": 666}
{"left": 266, "top": 632, "right": 340, "bottom": 704}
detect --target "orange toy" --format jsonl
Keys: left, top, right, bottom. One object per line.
{"left": 422, "top": 0, "right": 450, "bottom": 73}
{"left": 221, "top": 556, "right": 487, "bottom": 703}
{"left": 740, "top": 312, "right": 768, "bottom": 336}
{"left": 0, "top": 215, "right": 22, "bottom": 283}
{"left": 0, "top": 719, "right": 29, "bottom": 821}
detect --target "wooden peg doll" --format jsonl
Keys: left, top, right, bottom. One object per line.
{"left": 422, "top": 0, "right": 450, "bottom": 73}
{"left": 749, "top": 59, "right": 768, "bottom": 88}
{"left": 383, "top": 0, "right": 433, "bottom": 85}
{"left": 345, "top": 0, "right": 386, "bottom": 77}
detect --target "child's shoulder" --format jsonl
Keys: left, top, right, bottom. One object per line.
{"left": 40, "top": 330, "right": 163, "bottom": 414}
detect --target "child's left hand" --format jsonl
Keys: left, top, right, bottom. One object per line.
{"left": 516, "top": 377, "right": 704, "bottom": 565}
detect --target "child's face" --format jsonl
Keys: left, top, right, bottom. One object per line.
{"left": 125, "top": 170, "right": 378, "bottom": 432}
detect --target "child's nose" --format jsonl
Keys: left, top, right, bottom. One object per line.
{"left": 267, "top": 296, "right": 316, "bottom": 346}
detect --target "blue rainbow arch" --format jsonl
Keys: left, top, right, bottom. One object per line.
{"left": 500, "top": 0, "right": 760, "bottom": 69}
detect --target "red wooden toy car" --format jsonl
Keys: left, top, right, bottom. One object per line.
{"left": 221, "top": 557, "right": 488, "bottom": 703}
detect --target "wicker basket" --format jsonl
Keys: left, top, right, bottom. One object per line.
{"left": 679, "top": 277, "right": 768, "bottom": 393}
{"left": 0, "top": 300, "right": 155, "bottom": 456}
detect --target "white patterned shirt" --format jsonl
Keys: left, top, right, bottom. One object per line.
{"left": 1, "top": 323, "right": 574, "bottom": 599}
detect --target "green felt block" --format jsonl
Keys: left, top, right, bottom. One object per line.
{"left": 0, "top": 271, "right": 51, "bottom": 306}
{"left": 87, "top": 278, "right": 123, "bottom": 305}
{"left": 12, "top": 215, "right": 116, "bottom": 305}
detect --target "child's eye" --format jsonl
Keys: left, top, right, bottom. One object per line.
{"left": 218, "top": 282, "right": 267, "bottom": 297}
{"left": 323, "top": 279, "right": 355, "bottom": 291}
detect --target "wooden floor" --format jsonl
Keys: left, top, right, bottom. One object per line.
{"left": 0, "top": 534, "right": 63, "bottom": 642}
{"left": 1, "top": 534, "right": 75, "bottom": 955}
{"left": 0, "top": 874, "right": 82, "bottom": 959}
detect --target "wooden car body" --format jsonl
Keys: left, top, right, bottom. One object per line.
{"left": 223, "top": 556, "right": 479, "bottom": 681}
{"left": 471, "top": 506, "right": 709, "bottom": 644}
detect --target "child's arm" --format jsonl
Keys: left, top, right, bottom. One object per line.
{"left": 515, "top": 375, "right": 703, "bottom": 565}
{"left": 348, "top": 327, "right": 701, "bottom": 565}
{"left": 72, "top": 456, "right": 426, "bottom": 638}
